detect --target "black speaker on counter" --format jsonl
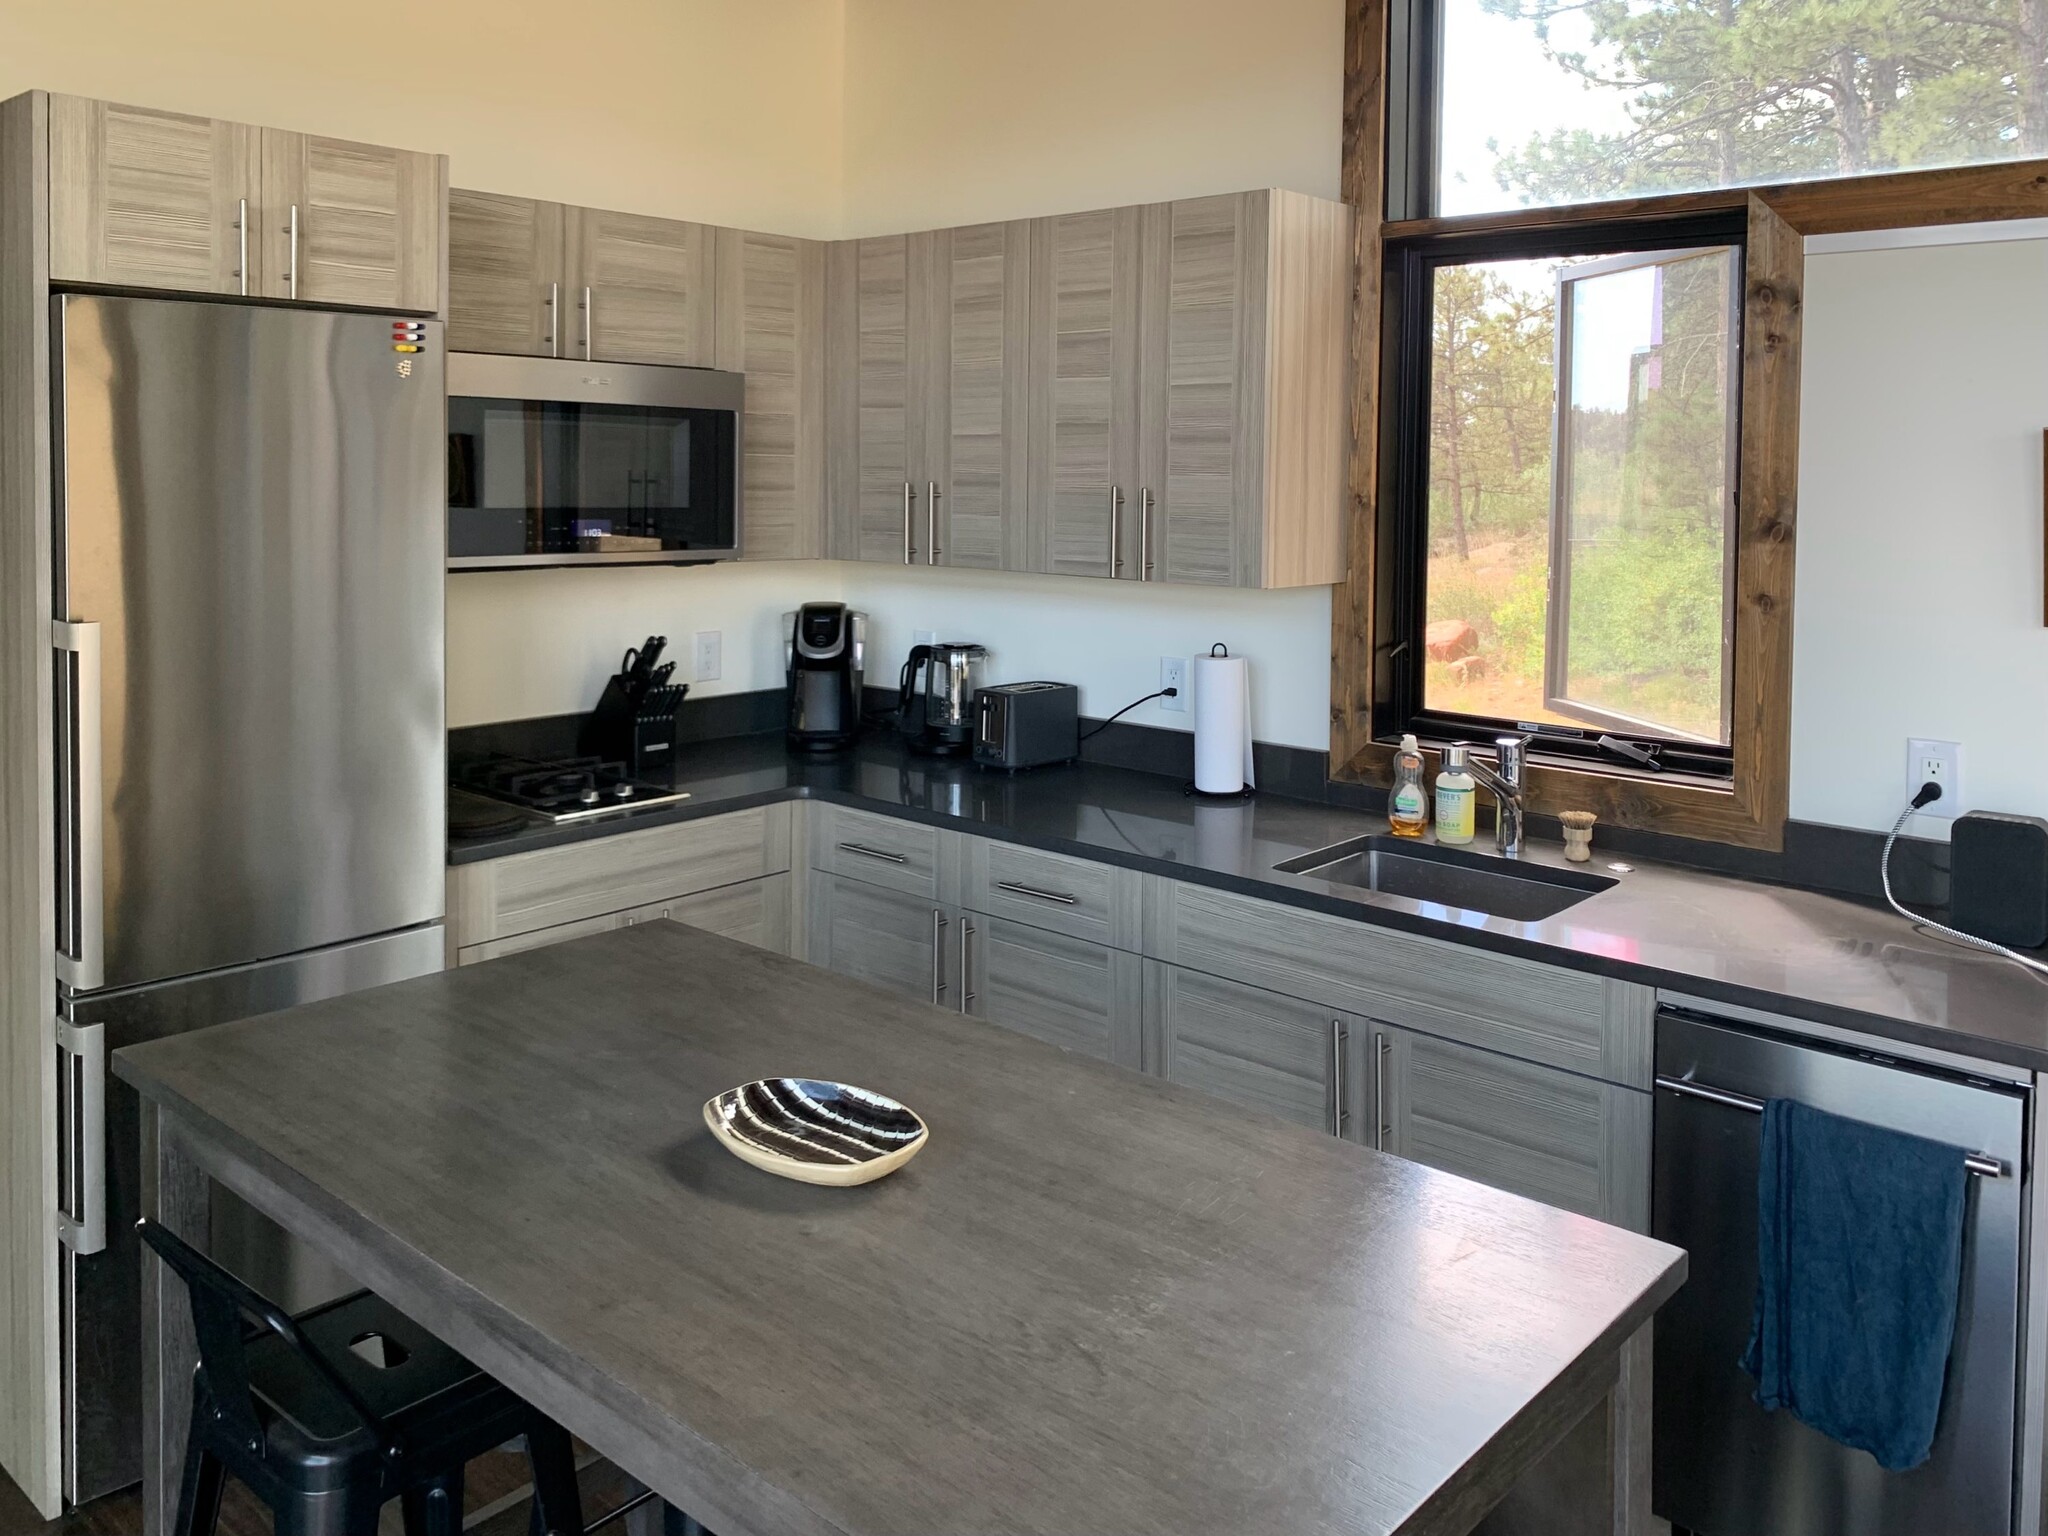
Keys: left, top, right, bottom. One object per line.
{"left": 1950, "top": 811, "right": 2048, "bottom": 950}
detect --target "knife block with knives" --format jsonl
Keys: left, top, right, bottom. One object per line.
{"left": 580, "top": 634, "right": 688, "bottom": 777}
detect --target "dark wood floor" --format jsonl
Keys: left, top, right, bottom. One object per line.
{"left": 0, "top": 1448, "right": 639, "bottom": 1536}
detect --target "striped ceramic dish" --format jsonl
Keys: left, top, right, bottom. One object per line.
{"left": 703, "top": 1078, "right": 929, "bottom": 1187}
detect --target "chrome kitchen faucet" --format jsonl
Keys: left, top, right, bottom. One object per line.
{"left": 1461, "top": 734, "right": 1530, "bottom": 859}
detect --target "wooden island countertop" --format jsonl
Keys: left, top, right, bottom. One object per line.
{"left": 117, "top": 922, "right": 1684, "bottom": 1536}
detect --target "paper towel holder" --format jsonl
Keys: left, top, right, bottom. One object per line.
{"left": 1187, "top": 642, "right": 1258, "bottom": 801}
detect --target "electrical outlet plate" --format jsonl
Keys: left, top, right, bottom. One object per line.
{"left": 1906, "top": 738, "right": 1963, "bottom": 818}
{"left": 1160, "top": 656, "right": 1187, "bottom": 712}
{"left": 693, "top": 630, "right": 722, "bottom": 683}
{"left": 914, "top": 629, "right": 938, "bottom": 649}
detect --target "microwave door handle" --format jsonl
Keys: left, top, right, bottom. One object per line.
{"left": 52, "top": 620, "right": 103, "bottom": 992}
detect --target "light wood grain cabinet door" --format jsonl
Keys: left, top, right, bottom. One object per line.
{"left": 48, "top": 96, "right": 256, "bottom": 294}
{"left": 1137, "top": 192, "right": 1263, "bottom": 588}
{"left": 807, "top": 875, "right": 949, "bottom": 1006}
{"left": 827, "top": 233, "right": 941, "bottom": 564}
{"left": 564, "top": 206, "right": 716, "bottom": 366}
{"left": 624, "top": 873, "right": 793, "bottom": 956}
{"left": 1144, "top": 964, "right": 1357, "bottom": 1137}
{"left": 1025, "top": 205, "right": 1143, "bottom": 578}
{"left": 448, "top": 189, "right": 565, "bottom": 355}
{"left": 962, "top": 914, "right": 1142, "bottom": 1067}
{"left": 934, "top": 221, "right": 1032, "bottom": 570}
{"left": 258, "top": 130, "right": 442, "bottom": 311}
{"left": 714, "top": 228, "right": 827, "bottom": 560}
{"left": 1370, "top": 1023, "right": 1651, "bottom": 1230}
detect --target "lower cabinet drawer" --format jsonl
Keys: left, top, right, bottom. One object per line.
{"left": 962, "top": 838, "right": 1142, "bottom": 948}
{"left": 624, "top": 873, "right": 792, "bottom": 956}
{"left": 456, "top": 910, "right": 622, "bottom": 965}
{"left": 809, "top": 804, "right": 947, "bottom": 898}
{"left": 964, "top": 913, "right": 1143, "bottom": 1068}
{"left": 1143, "top": 964, "right": 1357, "bottom": 1139}
{"left": 448, "top": 805, "right": 791, "bottom": 947}
{"left": 1372, "top": 1023, "right": 1651, "bottom": 1230}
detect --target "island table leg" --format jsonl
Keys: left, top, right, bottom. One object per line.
{"left": 139, "top": 1101, "right": 210, "bottom": 1536}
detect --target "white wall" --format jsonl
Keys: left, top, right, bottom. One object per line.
{"left": 1790, "top": 232, "right": 2048, "bottom": 834}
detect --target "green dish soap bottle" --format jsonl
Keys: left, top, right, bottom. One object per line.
{"left": 1388, "top": 733, "right": 1429, "bottom": 838}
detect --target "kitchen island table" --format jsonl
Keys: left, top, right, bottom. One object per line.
{"left": 117, "top": 922, "right": 1683, "bottom": 1536}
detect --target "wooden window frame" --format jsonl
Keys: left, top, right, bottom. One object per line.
{"left": 1332, "top": 0, "right": 2048, "bottom": 850}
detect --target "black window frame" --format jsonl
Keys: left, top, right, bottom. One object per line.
{"left": 1373, "top": 210, "right": 1751, "bottom": 779}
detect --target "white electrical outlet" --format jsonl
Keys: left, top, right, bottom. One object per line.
{"left": 914, "top": 629, "right": 938, "bottom": 649}
{"left": 692, "top": 630, "right": 722, "bottom": 682}
{"left": 1160, "top": 656, "right": 1188, "bottom": 712}
{"left": 1906, "top": 738, "right": 1964, "bottom": 818}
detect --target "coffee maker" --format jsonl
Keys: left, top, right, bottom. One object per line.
{"left": 783, "top": 604, "right": 866, "bottom": 751}
{"left": 897, "top": 641, "right": 988, "bottom": 756}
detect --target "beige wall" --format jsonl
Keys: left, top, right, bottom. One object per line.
{"left": 840, "top": 0, "right": 1343, "bottom": 234}
{"left": 0, "top": 0, "right": 845, "bottom": 235}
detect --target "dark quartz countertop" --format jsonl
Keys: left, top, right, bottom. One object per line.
{"left": 448, "top": 732, "right": 2048, "bottom": 1071}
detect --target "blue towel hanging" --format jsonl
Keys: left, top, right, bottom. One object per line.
{"left": 1741, "top": 1097, "right": 1970, "bottom": 1472}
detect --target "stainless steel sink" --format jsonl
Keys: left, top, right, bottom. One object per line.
{"left": 1274, "top": 835, "right": 1616, "bottom": 921}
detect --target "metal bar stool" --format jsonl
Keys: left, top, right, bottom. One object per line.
{"left": 138, "top": 1218, "right": 584, "bottom": 1536}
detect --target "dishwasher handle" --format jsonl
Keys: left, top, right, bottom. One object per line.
{"left": 1654, "top": 1074, "right": 2008, "bottom": 1179}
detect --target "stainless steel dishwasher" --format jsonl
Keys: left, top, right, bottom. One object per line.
{"left": 1653, "top": 1006, "right": 2028, "bottom": 1536}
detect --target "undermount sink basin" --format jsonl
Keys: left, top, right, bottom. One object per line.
{"left": 1274, "top": 836, "right": 1616, "bottom": 922}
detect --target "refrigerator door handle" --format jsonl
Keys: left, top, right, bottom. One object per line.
{"left": 52, "top": 620, "right": 104, "bottom": 992}
{"left": 55, "top": 1018, "right": 105, "bottom": 1255}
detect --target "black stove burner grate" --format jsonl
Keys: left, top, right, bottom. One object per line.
{"left": 456, "top": 753, "right": 683, "bottom": 820}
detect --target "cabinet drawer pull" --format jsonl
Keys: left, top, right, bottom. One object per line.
{"left": 838, "top": 841, "right": 908, "bottom": 865}
{"left": 546, "top": 281, "right": 559, "bottom": 355}
{"left": 581, "top": 285, "right": 594, "bottom": 359}
{"left": 995, "top": 880, "right": 1078, "bottom": 907}
{"left": 1140, "top": 487, "right": 1155, "bottom": 579}
{"left": 1108, "top": 485, "right": 1125, "bottom": 576}
{"left": 234, "top": 198, "right": 248, "bottom": 296}
{"left": 932, "top": 909, "right": 948, "bottom": 1004}
{"left": 960, "top": 919, "right": 976, "bottom": 1010}
{"left": 1374, "top": 1030, "right": 1391, "bottom": 1150}
{"left": 903, "top": 482, "right": 917, "bottom": 564}
{"left": 1330, "top": 1019, "right": 1346, "bottom": 1137}
{"left": 928, "top": 481, "right": 942, "bottom": 564}
{"left": 285, "top": 204, "right": 299, "bottom": 299}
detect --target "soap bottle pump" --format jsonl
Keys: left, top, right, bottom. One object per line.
{"left": 1388, "top": 733, "right": 1428, "bottom": 838}
{"left": 1435, "top": 743, "right": 1478, "bottom": 846}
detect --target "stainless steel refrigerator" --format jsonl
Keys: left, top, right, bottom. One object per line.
{"left": 50, "top": 294, "right": 447, "bottom": 1505}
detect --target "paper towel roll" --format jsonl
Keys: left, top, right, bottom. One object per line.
{"left": 1192, "top": 647, "right": 1255, "bottom": 795}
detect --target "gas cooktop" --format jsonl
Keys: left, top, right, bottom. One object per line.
{"left": 455, "top": 754, "right": 691, "bottom": 824}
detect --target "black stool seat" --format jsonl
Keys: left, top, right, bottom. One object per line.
{"left": 140, "top": 1219, "right": 583, "bottom": 1536}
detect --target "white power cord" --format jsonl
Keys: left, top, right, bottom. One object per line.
{"left": 1881, "top": 785, "right": 2048, "bottom": 981}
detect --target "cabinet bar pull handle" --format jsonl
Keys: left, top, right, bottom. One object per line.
{"left": 932, "top": 909, "right": 948, "bottom": 1004}
{"left": 1140, "top": 488, "right": 1156, "bottom": 579}
{"left": 1109, "top": 486, "right": 1125, "bottom": 576}
{"left": 234, "top": 198, "right": 248, "bottom": 296}
{"left": 546, "top": 281, "right": 559, "bottom": 355}
{"left": 995, "top": 880, "right": 1077, "bottom": 906}
{"left": 286, "top": 204, "right": 299, "bottom": 299}
{"left": 1331, "top": 1020, "right": 1346, "bottom": 1136}
{"left": 928, "top": 481, "right": 941, "bottom": 564}
{"left": 1375, "top": 1030, "right": 1391, "bottom": 1150}
{"left": 55, "top": 1018, "right": 105, "bottom": 1256}
{"left": 903, "top": 482, "right": 917, "bottom": 564}
{"left": 581, "top": 286, "right": 593, "bottom": 359}
{"left": 960, "top": 920, "right": 976, "bottom": 1010}
{"left": 52, "top": 620, "right": 103, "bottom": 992}
{"left": 838, "top": 841, "right": 908, "bottom": 865}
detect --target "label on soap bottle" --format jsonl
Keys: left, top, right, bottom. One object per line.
{"left": 1435, "top": 783, "right": 1475, "bottom": 843}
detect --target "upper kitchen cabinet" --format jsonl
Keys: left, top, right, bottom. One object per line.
{"left": 47, "top": 95, "right": 444, "bottom": 313}
{"left": 446, "top": 189, "right": 565, "bottom": 355}
{"left": 562, "top": 205, "right": 717, "bottom": 366}
{"left": 1024, "top": 205, "right": 1144, "bottom": 579}
{"left": 826, "top": 223, "right": 1032, "bottom": 569}
{"left": 47, "top": 97, "right": 255, "bottom": 295}
{"left": 714, "top": 227, "right": 827, "bottom": 560}
{"left": 447, "top": 190, "right": 718, "bottom": 366}
{"left": 257, "top": 129, "right": 442, "bottom": 312}
{"left": 1031, "top": 189, "right": 1350, "bottom": 589}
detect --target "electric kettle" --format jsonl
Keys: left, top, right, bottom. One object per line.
{"left": 897, "top": 641, "right": 989, "bottom": 755}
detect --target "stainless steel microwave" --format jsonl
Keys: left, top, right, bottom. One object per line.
{"left": 446, "top": 353, "right": 743, "bottom": 568}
